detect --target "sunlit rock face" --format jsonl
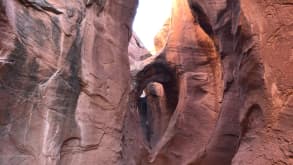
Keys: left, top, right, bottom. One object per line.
{"left": 153, "top": 18, "right": 170, "bottom": 53}
{"left": 124, "top": 0, "right": 293, "bottom": 165}
{"left": 0, "top": 0, "right": 137, "bottom": 164}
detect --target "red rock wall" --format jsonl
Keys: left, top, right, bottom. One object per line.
{"left": 123, "top": 0, "right": 293, "bottom": 165}
{"left": 0, "top": 0, "right": 292, "bottom": 165}
{"left": 0, "top": 0, "right": 137, "bottom": 164}
{"left": 187, "top": 0, "right": 293, "bottom": 164}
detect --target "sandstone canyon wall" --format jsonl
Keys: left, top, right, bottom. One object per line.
{"left": 0, "top": 0, "right": 292, "bottom": 165}
{"left": 0, "top": 0, "right": 137, "bottom": 164}
{"left": 124, "top": 0, "right": 293, "bottom": 165}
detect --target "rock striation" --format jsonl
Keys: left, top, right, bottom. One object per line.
{"left": 0, "top": 0, "right": 137, "bottom": 164}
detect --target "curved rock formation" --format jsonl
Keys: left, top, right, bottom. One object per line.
{"left": 123, "top": 0, "right": 222, "bottom": 164}
{"left": 187, "top": 0, "right": 293, "bottom": 164}
{"left": 123, "top": 0, "right": 293, "bottom": 165}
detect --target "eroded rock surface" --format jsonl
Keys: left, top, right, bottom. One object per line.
{"left": 0, "top": 0, "right": 137, "bottom": 164}
{"left": 123, "top": 0, "right": 222, "bottom": 164}
{"left": 128, "top": 33, "right": 151, "bottom": 75}
{"left": 123, "top": 0, "right": 293, "bottom": 165}
{"left": 0, "top": 0, "right": 292, "bottom": 165}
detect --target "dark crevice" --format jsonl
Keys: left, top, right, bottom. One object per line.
{"left": 134, "top": 59, "right": 179, "bottom": 147}
{"left": 216, "top": 0, "right": 233, "bottom": 23}
{"left": 138, "top": 96, "right": 153, "bottom": 143}
{"left": 188, "top": 1, "right": 214, "bottom": 37}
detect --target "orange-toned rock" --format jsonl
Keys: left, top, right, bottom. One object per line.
{"left": 124, "top": 0, "right": 293, "bottom": 165}
{"left": 154, "top": 18, "right": 170, "bottom": 53}
{"left": 0, "top": 0, "right": 292, "bottom": 164}
{"left": 187, "top": 0, "right": 293, "bottom": 164}
{"left": 123, "top": 0, "right": 222, "bottom": 164}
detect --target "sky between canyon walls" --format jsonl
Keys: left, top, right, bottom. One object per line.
{"left": 133, "top": 0, "right": 173, "bottom": 52}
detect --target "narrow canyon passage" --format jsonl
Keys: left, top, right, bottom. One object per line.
{"left": 0, "top": 0, "right": 292, "bottom": 165}
{"left": 124, "top": 0, "right": 293, "bottom": 164}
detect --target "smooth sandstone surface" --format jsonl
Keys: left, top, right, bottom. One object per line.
{"left": 0, "top": 0, "right": 292, "bottom": 165}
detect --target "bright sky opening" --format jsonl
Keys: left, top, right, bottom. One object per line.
{"left": 133, "top": 0, "right": 173, "bottom": 52}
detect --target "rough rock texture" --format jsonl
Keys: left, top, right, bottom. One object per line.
{"left": 187, "top": 0, "right": 293, "bottom": 164}
{"left": 128, "top": 33, "right": 151, "bottom": 75}
{"left": 0, "top": 0, "right": 137, "bottom": 164}
{"left": 0, "top": 0, "right": 292, "bottom": 165}
{"left": 123, "top": 0, "right": 293, "bottom": 165}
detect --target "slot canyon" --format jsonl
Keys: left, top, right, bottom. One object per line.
{"left": 0, "top": 0, "right": 292, "bottom": 165}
